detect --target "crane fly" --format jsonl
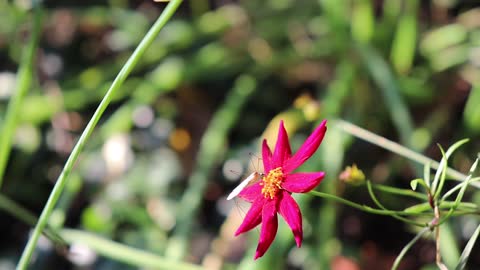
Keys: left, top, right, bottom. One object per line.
{"left": 227, "top": 171, "right": 263, "bottom": 200}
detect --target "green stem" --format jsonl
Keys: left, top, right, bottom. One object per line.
{"left": 308, "top": 190, "right": 424, "bottom": 217}
{"left": 0, "top": 194, "right": 37, "bottom": 226}
{"left": 438, "top": 158, "right": 479, "bottom": 225}
{"left": 16, "top": 1, "right": 184, "bottom": 268}
{"left": 371, "top": 182, "right": 428, "bottom": 200}
{"left": 441, "top": 177, "right": 480, "bottom": 202}
{"left": 0, "top": 5, "right": 42, "bottom": 188}
{"left": 309, "top": 190, "right": 475, "bottom": 218}
{"left": 431, "top": 140, "right": 469, "bottom": 199}
{"left": 404, "top": 201, "right": 478, "bottom": 215}
{"left": 391, "top": 227, "right": 431, "bottom": 270}
{"left": 366, "top": 181, "right": 424, "bottom": 226}
{"left": 60, "top": 229, "right": 204, "bottom": 270}
{"left": 0, "top": 194, "right": 67, "bottom": 248}
{"left": 357, "top": 44, "right": 414, "bottom": 146}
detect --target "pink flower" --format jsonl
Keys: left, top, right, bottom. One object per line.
{"left": 235, "top": 120, "right": 327, "bottom": 259}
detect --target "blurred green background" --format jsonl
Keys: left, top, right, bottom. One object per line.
{"left": 1, "top": 0, "right": 480, "bottom": 269}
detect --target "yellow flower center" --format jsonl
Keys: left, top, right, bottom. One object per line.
{"left": 261, "top": 167, "right": 284, "bottom": 199}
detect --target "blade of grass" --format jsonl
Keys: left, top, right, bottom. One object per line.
{"left": 439, "top": 222, "right": 460, "bottom": 269}
{"left": 455, "top": 223, "right": 480, "bottom": 270}
{"left": 0, "top": 5, "right": 42, "bottom": 188}
{"left": 424, "top": 162, "right": 431, "bottom": 188}
{"left": 16, "top": 1, "right": 184, "bottom": 268}
{"left": 442, "top": 177, "right": 480, "bottom": 202}
{"left": 439, "top": 156, "right": 479, "bottom": 224}
{"left": 310, "top": 61, "right": 354, "bottom": 270}
{"left": 0, "top": 194, "right": 66, "bottom": 248}
{"left": 335, "top": 120, "right": 470, "bottom": 184}
{"left": 60, "top": 229, "right": 204, "bottom": 270}
{"left": 390, "top": 0, "right": 417, "bottom": 73}
{"left": 357, "top": 44, "right": 414, "bottom": 146}
{"left": 391, "top": 227, "right": 430, "bottom": 270}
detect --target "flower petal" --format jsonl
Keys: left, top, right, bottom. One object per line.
{"left": 238, "top": 182, "right": 262, "bottom": 202}
{"left": 235, "top": 197, "right": 264, "bottom": 236}
{"left": 282, "top": 171, "right": 325, "bottom": 193}
{"left": 262, "top": 139, "right": 273, "bottom": 173}
{"left": 272, "top": 120, "right": 292, "bottom": 168}
{"left": 283, "top": 120, "right": 327, "bottom": 173}
{"left": 254, "top": 199, "right": 278, "bottom": 259}
{"left": 278, "top": 191, "right": 302, "bottom": 247}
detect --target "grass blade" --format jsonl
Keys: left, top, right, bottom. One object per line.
{"left": 455, "top": 223, "right": 480, "bottom": 270}
{"left": 391, "top": 227, "right": 430, "bottom": 270}
{"left": 16, "top": 1, "right": 184, "bottom": 268}
{"left": 61, "top": 229, "right": 204, "bottom": 270}
{"left": 0, "top": 5, "right": 42, "bottom": 187}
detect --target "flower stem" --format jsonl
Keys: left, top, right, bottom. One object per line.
{"left": 0, "top": 4, "right": 42, "bottom": 188}
{"left": 308, "top": 190, "right": 423, "bottom": 217}
{"left": 366, "top": 181, "right": 424, "bottom": 226}
{"left": 16, "top": 1, "right": 184, "bottom": 268}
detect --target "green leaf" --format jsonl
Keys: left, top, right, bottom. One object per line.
{"left": 392, "top": 227, "right": 430, "bottom": 270}
{"left": 409, "top": 178, "right": 430, "bottom": 192}
{"left": 410, "top": 179, "right": 419, "bottom": 190}
{"left": 403, "top": 203, "right": 430, "bottom": 214}
{"left": 431, "top": 139, "right": 469, "bottom": 198}
{"left": 455, "top": 223, "right": 480, "bottom": 270}
{"left": 464, "top": 85, "right": 480, "bottom": 134}
{"left": 420, "top": 24, "right": 467, "bottom": 56}
{"left": 351, "top": 0, "right": 374, "bottom": 43}
{"left": 391, "top": 12, "right": 417, "bottom": 73}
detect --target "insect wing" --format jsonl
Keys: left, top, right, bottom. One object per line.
{"left": 227, "top": 172, "right": 258, "bottom": 200}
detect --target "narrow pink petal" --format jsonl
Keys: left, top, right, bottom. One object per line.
{"left": 282, "top": 171, "right": 325, "bottom": 193}
{"left": 278, "top": 191, "right": 302, "bottom": 247}
{"left": 261, "top": 139, "right": 273, "bottom": 173}
{"left": 238, "top": 182, "right": 262, "bottom": 202}
{"left": 283, "top": 120, "right": 327, "bottom": 173}
{"left": 254, "top": 199, "right": 278, "bottom": 259}
{"left": 272, "top": 120, "right": 292, "bottom": 168}
{"left": 235, "top": 197, "right": 264, "bottom": 236}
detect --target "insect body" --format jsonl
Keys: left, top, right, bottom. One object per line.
{"left": 227, "top": 172, "right": 263, "bottom": 200}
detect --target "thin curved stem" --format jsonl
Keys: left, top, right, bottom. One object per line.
{"left": 0, "top": 194, "right": 66, "bottom": 248}
{"left": 370, "top": 182, "right": 428, "bottom": 200}
{"left": 366, "top": 181, "right": 424, "bottom": 226}
{"left": 335, "top": 120, "right": 470, "bottom": 183}
{"left": 441, "top": 177, "right": 480, "bottom": 202}
{"left": 16, "top": 1, "right": 184, "bottom": 268}
{"left": 308, "top": 190, "right": 425, "bottom": 217}
{"left": 391, "top": 227, "right": 430, "bottom": 270}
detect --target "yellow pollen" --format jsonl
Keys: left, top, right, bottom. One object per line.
{"left": 260, "top": 167, "right": 284, "bottom": 199}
